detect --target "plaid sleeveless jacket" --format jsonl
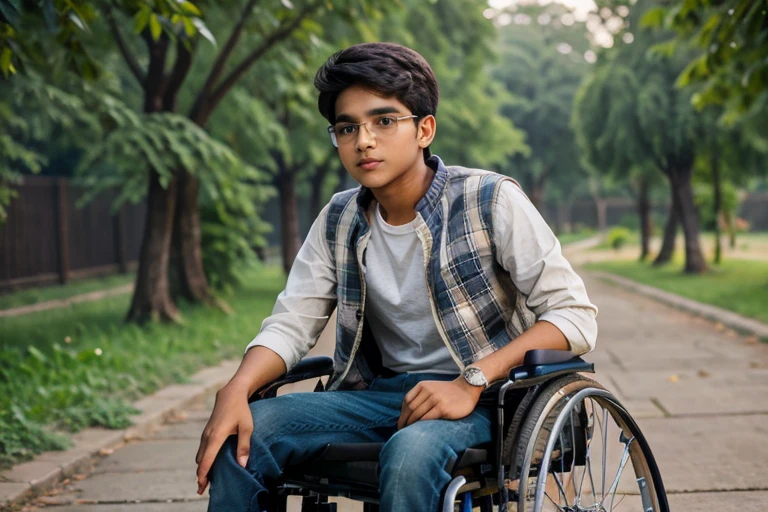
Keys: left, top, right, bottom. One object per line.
{"left": 325, "top": 156, "right": 536, "bottom": 390}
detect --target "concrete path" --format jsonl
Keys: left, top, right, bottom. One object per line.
{"left": 20, "top": 272, "right": 768, "bottom": 511}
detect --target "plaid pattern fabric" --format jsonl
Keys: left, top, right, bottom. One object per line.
{"left": 325, "top": 155, "right": 535, "bottom": 390}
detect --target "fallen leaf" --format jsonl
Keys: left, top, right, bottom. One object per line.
{"left": 715, "top": 323, "right": 726, "bottom": 332}
{"left": 696, "top": 369, "right": 710, "bottom": 378}
{"left": 98, "top": 448, "right": 114, "bottom": 456}
{"left": 745, "top": 336, "right": 759, "bottom": 345}
{"left": 668, "top": 375, "right": 680, "bottom": 383}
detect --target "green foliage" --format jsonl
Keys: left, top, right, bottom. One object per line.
{"left": 642, "top": 0, "right": 768, "bottom": 151}
{"left": 491, "top": 2, "right": 592, "bottom": 197}
{"left": 608, "top": 226, "right": 632, "bottom": 250}
{"left": 0, "top": 75, "right": 98, "bottom": 221}
{"left": 0, "top": 265, "right": 285, "bottom": 468}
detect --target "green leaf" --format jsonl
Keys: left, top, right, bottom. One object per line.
{"left": 640, "top": 7, "right": 667, "bottom": 28}
{"left": 182, "top": 17, "right": 196, "bottom": 37}
{"left": 134, "top": 7, "right": 151, "bottom": 34}
{"left": 179, "top": 1, "right": 202, "bottom": 16}
{"left": 0, "top": 48, "right": 14, "bottom": 78}
{"left": 192, "top": 18, "right": 216, "bottom": 45}
{"left": 67, "top": 11, "right": 88, "bottom": 32}
{"left": 149, "top": 14, "right": 162, "bottom": 41}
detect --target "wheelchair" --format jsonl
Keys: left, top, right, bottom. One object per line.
{"left": 250, "top": 350, "right": 669, "bottom": 512}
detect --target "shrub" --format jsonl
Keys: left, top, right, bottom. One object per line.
{"left": 608, "top": 227, "right": 632, "bottom": 250}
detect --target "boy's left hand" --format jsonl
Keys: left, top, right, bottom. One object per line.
{"left": 397, "top": 378, "right": 484, "bottom": 429}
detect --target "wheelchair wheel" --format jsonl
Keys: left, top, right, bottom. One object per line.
{"left": 513, "top": 375, "right": 668, "bottom": 512}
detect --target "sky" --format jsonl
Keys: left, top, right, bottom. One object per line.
{"left": 488, "top": 0, "right": 598, "bottom": 21}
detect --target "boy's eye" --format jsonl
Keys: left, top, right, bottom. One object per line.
{"left": 337, "top": 125, "right": 357, "bottom": 136}
{"left": 376, "top": 117, "right": 395, "bottom": 126}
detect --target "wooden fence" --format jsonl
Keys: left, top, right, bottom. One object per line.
{"left": 0, "top": 176, "right": 145, "bottom": 291}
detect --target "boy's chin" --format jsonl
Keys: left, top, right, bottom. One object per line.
{"left": 350, "top": 170, "right": 396, "bottom": 191}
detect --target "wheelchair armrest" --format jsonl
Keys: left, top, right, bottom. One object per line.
{"left": 507, "top": 349, "right": 594, "bottom": 387}
{"left": 250, "top": 356, "right": 334, "bottom": 401}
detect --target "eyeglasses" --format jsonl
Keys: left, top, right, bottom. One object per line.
{"left": 327, "top": 115, "right": 419, "bottom": 148}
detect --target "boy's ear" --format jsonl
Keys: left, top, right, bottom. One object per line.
{"left": 417, "top": 115, "right": 437, "bottom": 149}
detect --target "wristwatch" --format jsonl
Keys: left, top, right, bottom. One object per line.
{"left": 462, "top": 366, "right": 489, "bottom": 389}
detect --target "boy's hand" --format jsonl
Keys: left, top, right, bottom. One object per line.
{"left": 195, "top": 384, "right": 253, "bottom": 495}
{"left": 397, "top": 378, "right": 483, "bottom": 429}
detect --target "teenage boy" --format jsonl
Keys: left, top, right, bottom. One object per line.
{"left": 196, "top": 42, "right": 597, "bottom": 512}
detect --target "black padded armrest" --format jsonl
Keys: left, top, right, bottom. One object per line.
{"left": 251, "top": 356, "right": 334, "bottom": 401}
{"left": 507, "top": 349, "right": 594, "bottom": 387}
{"left": 523, "top": 349, "right": 578, "bottom": 366}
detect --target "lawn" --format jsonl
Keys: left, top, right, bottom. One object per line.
{"left": 585, "top": 257, "right": 768, "bottom": 324}
{"left": 557, "top": 230, "right": 597, "bottom": 246}
{"left": 0, "top": 272, "right": 136, "bottom": 310}
{"left": 0, "top": 264, "right": 285, "bottom": 468}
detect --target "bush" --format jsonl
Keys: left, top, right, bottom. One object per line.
{"left": 608, "top": 227, "right": 632, "bottom": 250}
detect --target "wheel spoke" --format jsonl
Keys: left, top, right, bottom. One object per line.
{"left": 570, "top": 407, "right": 579, "bottom": 500}
{"left": 601, "top": 407, "right": 608, "bottom": 499}
{"left": 553, "top": 465, "right": 569, "bottom": 508}
{"left": 606, "top": 435, "right": 634, "bottom": 510}
{"left": 577, "top": 398, "right": 598, "bottom": 508}
{"left": 544, "top": 490, "right": 568, "bottom": 512}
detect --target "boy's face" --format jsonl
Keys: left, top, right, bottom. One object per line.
{"left": 333, "top": 84, "right": 435, "bottom": 191}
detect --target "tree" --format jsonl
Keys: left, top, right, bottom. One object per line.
{"left": 218, "top": 0, "right": 527, "bottom": 273}
{"left": 642, "top": 0, "right": 768, "bottom": 151}
{"left": 11, "top": 0, "right": 399, "bottom": 322}
{"left": 574, "top": 5, "right": 710, "bottom": 273}
{"left": 490, "top": 2, "right": 592, "bottom": 210}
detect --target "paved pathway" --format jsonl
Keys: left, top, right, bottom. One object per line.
{"left": 21, "top": 271, "right": 768, "bottom": 511}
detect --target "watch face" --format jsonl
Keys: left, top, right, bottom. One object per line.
{"left": 463, "top": 367, "right": 486, "bottom": 387}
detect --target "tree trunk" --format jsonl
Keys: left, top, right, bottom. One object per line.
{"left": 335, "top": 163, "right": 349, "bottom": 193}
{"left": 724, "top": 209, "right": 737, "bottom": 249}
{"left": 712, "top": 135, "right": 722, "bottom": 264}
{"left": 126, "top": 171, "right": 181, "bottom": 323}
{"left": 653, "top": 182, "right": 679, "bottom": 266}
{"left": 637, "top": 176, "right": 652, "bottom": 262}
{"left": 126, "top": 35, "right": 181, "bottom": 323}
{"left": 277, "top": 167, "right": 301, "bottom": 275}
{"left": 173, "top": 170, "right": 218, "bottom": 305}
{"left": 671, "top": 171, "right": 708, "bottom": 273}
{"left": 594, "top": 197, "right": 607, "bottom": 233}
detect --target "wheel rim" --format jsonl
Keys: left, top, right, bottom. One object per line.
{"left": 517, "top": 388, "right": 663, "bottom": 512}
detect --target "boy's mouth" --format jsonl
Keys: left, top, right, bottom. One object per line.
{"left": 357, "top": 158, "right": 382, "bottom": 171}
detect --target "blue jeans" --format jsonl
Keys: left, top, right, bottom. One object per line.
{"left": 207, "top": 373, "right": 493, "bottom": 512}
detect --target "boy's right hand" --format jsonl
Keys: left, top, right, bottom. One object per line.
{"left": 195, "top": 384, "right": 253, "bottom": 495}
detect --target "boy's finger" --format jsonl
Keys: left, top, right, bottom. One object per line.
{"left": 196, "top": 433, "right": 226, "bottom": 490}
{"left": 405, "top": 398, "right": 435, "bottom": 427}
{"left": 195, "top": 435, "right": 207, "bottom": 465}
{"left": 197, "top": 475, "right": 208, "bottom": 495}
{"left": 236, "top": 426, "right": 252, "bottom": 468}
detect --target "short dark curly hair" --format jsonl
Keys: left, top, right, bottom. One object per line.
{"left": 314, "top": 43, "right": 439, "bottom": 156}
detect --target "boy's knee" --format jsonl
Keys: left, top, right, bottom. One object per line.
{"left": 379, "top": 423, "right": 452, "bottom": 483}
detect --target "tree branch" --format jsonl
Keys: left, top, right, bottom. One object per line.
{"left": 206, "top": 0, "right": 322, "bottom": 116}
{"left": 163, "top": 39, "right": 195, "bottom": 111}
{"left": 104, "top": 6, "right": 145, "bottom": 86}
{"left": 196, "top": 0, "right": 261, "bottom": 102}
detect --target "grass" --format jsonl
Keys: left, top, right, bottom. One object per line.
{"left": 557, "top": 230, "right": 597, "bottom": 246}
{"left": 586, "top": 256, "right": 768, "bottom": 324}
{"left": 0, "top": 264, "right": 285, "bottom": 468}
{"left": 0, "top": 272, "right": 136, "bottom": 310}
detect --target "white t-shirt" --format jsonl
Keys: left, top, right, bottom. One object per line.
{"left": 365, "top": 203, "right": 458, "bottom": 374}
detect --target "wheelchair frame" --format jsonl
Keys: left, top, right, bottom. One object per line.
{"left": 250, "top": 350, "right": 669, "bottom": 512}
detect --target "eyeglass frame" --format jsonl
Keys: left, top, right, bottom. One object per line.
{"left": 326, "top": 114, "right": 420, "bottom": 148}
